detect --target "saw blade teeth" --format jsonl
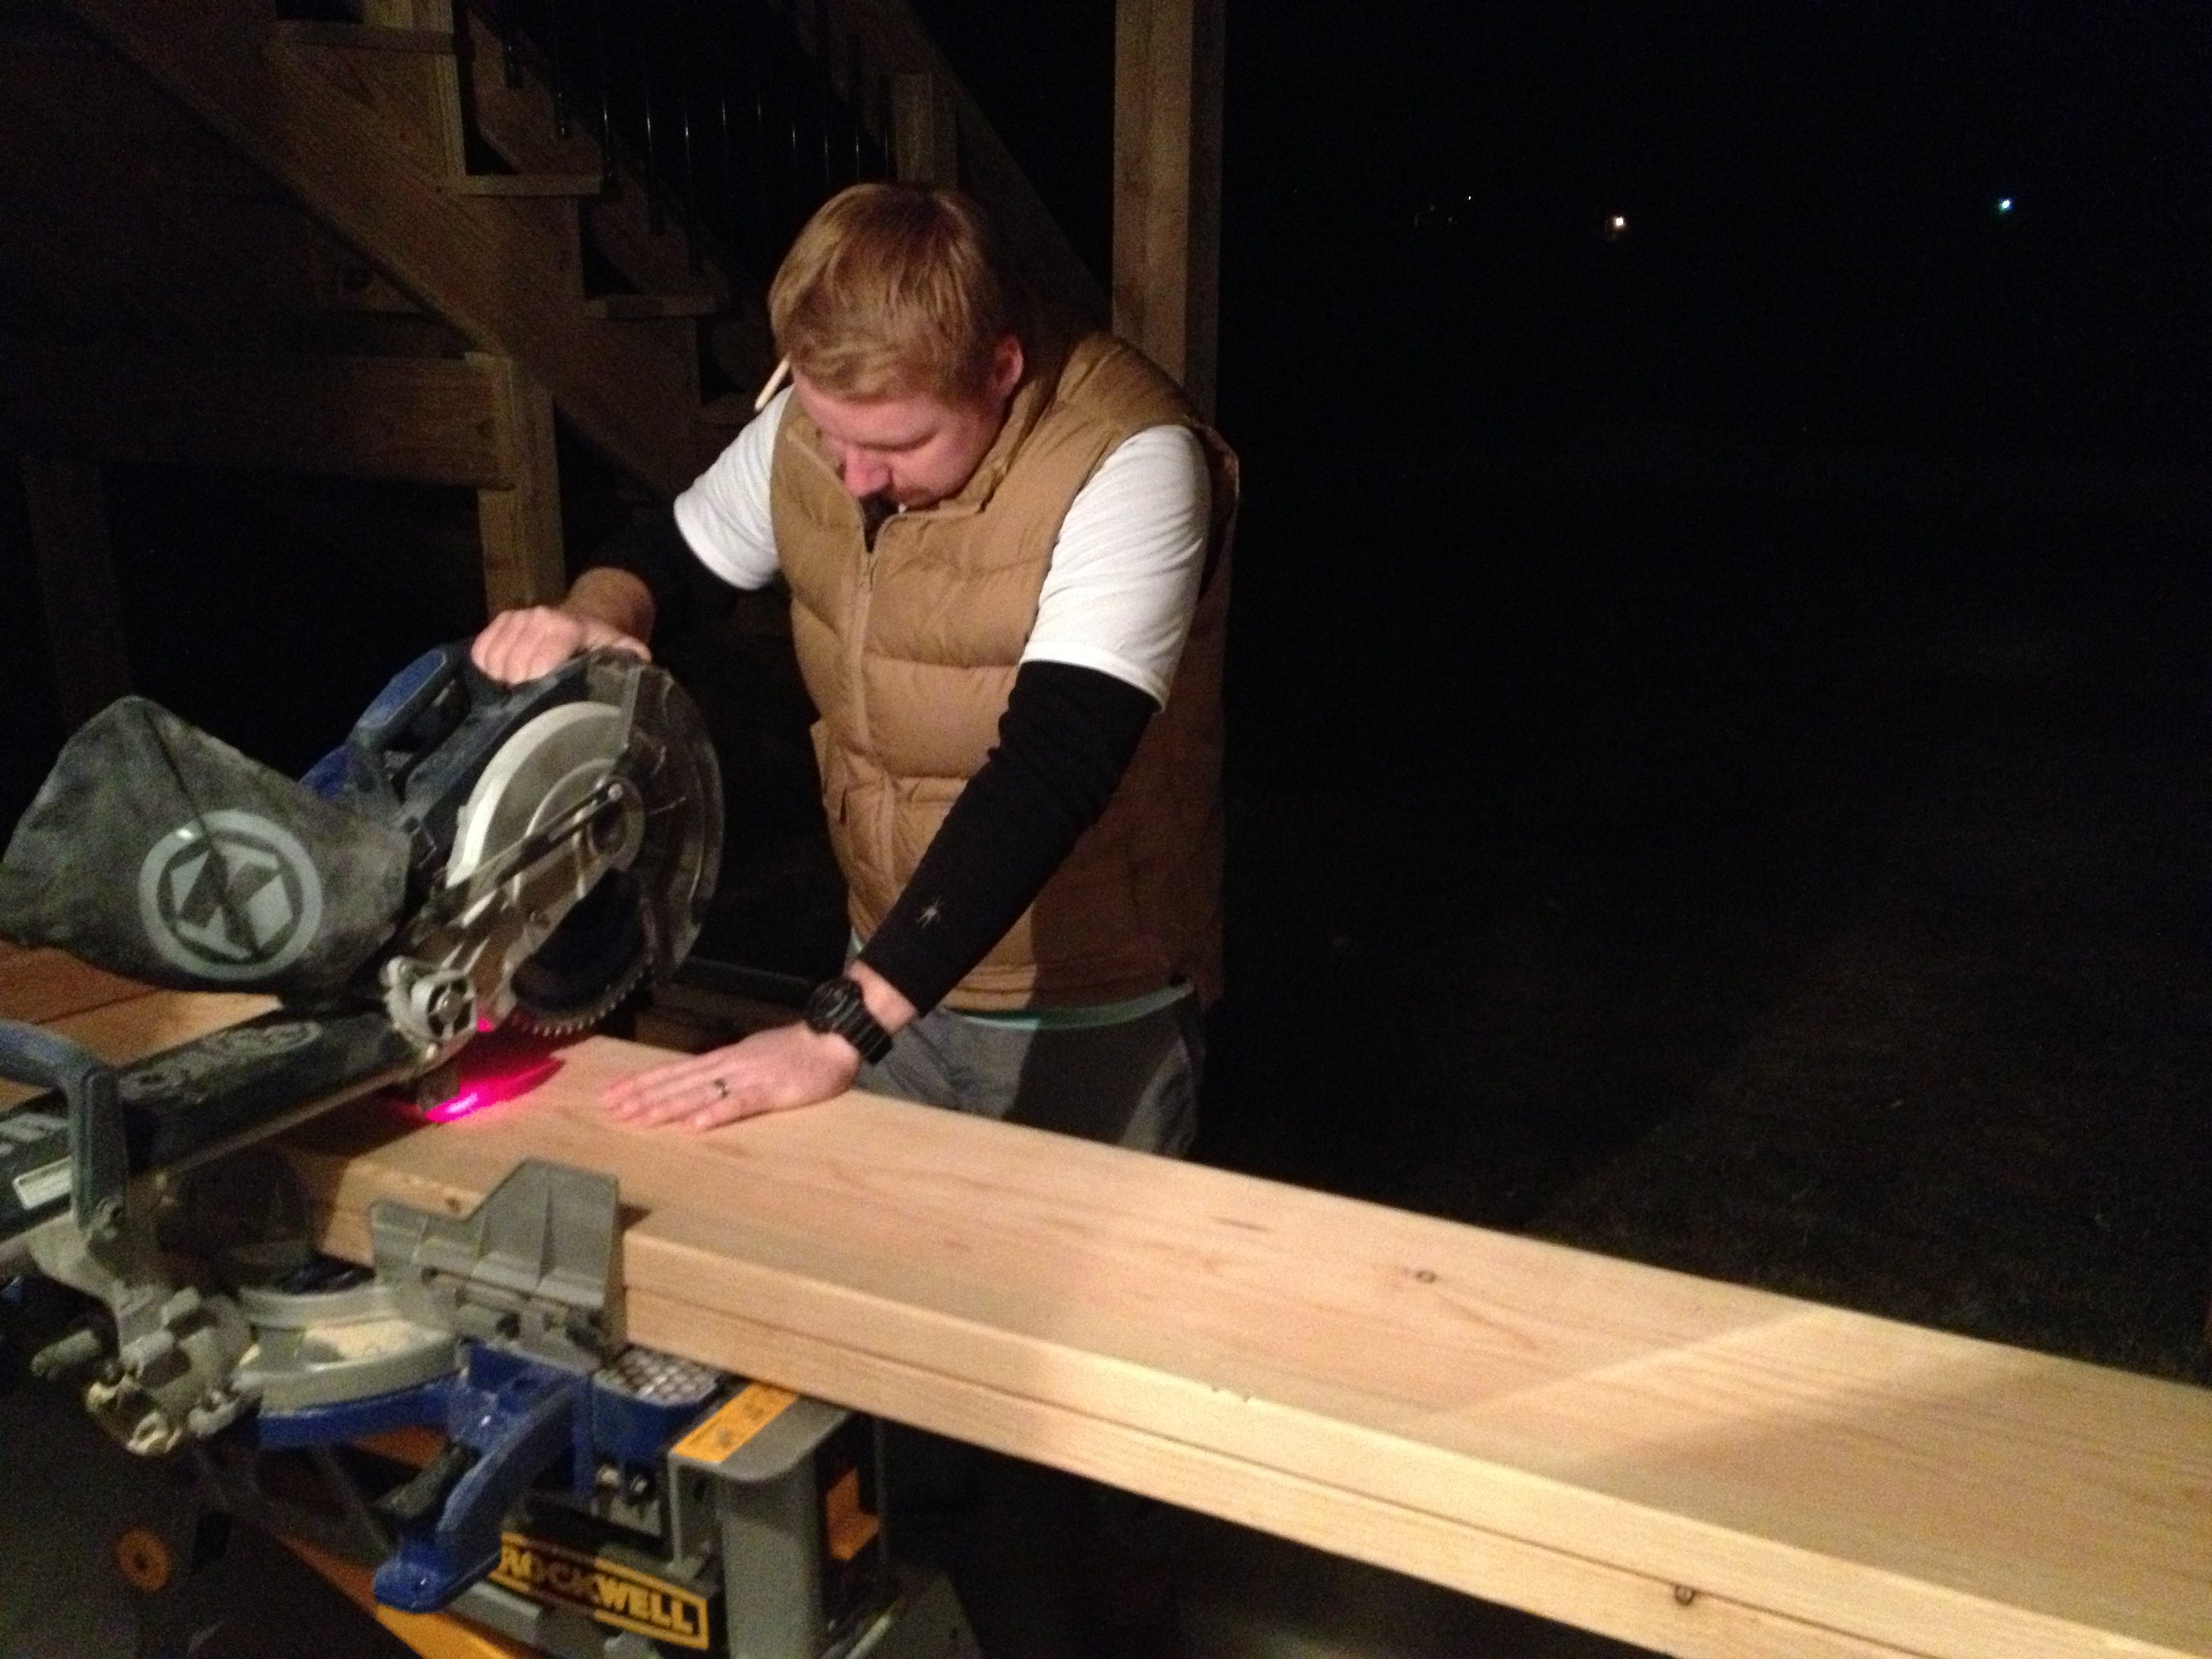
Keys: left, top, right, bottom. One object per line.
{"left": 508, "top": 954, "right": 650, "bottom": 1037}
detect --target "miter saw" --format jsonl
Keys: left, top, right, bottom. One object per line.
{"left": 0, "top": 639, "right": 720, "bottom": 1456}
{"left": 0, "top": 644, "right": 974, "bottom": 1659}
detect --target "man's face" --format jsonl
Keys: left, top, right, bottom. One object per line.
{"left": 794, "top": 335, "right": 1025, "bottom": 510}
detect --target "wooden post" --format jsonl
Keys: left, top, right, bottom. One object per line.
{"left": 475, "top": 354, "right": 566, "bottom": 615}
{"left": 1112, "top": 0, "right": 1224, "bottom": 418}
{"left": 362, "top": 0, "right": 466, "bottom": 173}
{"left": 890, "top": 71, "right": 957, "bottom": 186}
{"left": 20, "top": 455, "right": 131, "bottom": 731}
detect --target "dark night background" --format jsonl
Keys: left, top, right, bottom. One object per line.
{"left": 4, "top": 1, "right": 2210, "bottom": 1389}
{"left": 905, "top": 0, "right": 2212, "bottom": 1386}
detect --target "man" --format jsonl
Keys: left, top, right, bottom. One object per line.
{"left": 473, "top": 183, "right": 1235, "bottom": 1155}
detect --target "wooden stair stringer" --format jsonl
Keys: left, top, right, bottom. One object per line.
{"left": 58, "top": 0, "right": 720, "bottom": 500}
{"left": 449, "top": 4, "right": 769, "bottom": 397}
{"left": 455, "top": 5, "right": 735, "bottom": 310}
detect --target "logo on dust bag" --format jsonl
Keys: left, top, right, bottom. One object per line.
{"left": 136, "top": 811, "right": 324, "bottom": 980}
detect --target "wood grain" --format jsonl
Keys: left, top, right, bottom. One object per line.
{"left": 0, "top": 949, "right": 148, "bottom": 1027}
{"left": 474, "top": 352, "right": 566, "bottom": 612}
{"left": 1112, "top": 0, "right": 1223, "bottom": 416}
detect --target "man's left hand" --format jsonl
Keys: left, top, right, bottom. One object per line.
{"left": 602, "top": 1023, "right": 861, "bottom": 1130}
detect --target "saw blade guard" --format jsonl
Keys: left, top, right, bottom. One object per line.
{"left": 405, "top": 651, "right": 723, "bottom": 1037}
{"left": 506, "top": 655, "right": 723, "bottom": 1032}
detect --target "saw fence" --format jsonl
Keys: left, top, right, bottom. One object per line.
{"left": 5, "top": 939, "right": 2209, "bottom": 1659}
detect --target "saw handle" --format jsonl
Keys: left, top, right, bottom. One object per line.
{"left": 303, "top": 640, "right": 504, "bottom": 802}
{"left": 348, "top": 642, "right": 476, "bottom": 762}
{"left": 0, "top": 1020, "right": 128, "bottom": 1237}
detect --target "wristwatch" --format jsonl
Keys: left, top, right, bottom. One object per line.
{"left": 803, "top": 975, "right": 896, "bottom": 1064}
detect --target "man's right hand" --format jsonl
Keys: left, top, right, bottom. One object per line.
{"left": 470, "top": 605, "right": 650, "bottom": 685}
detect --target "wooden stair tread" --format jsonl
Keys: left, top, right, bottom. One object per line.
{"left": 441, "top": 172, "right": 604, "bottom": 198}
{"left": 583, "top": 293, "right": 722, "bottom": 320}
{"left": 270, "top": 20, "right": 451, "bottom": 55}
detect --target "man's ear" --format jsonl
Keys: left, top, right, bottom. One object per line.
{"left": 987, "top": 333, "right": 1025, "bottom": 401}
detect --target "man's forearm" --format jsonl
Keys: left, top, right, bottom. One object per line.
{"left": 564, "top": 567, "right": 657, "bottom": 644}
{"left": 857, "top": 661, "right": 1158, "bottom": 1018}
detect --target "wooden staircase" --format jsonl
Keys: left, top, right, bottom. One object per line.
{"left": 0, "top": 0, "right": 1101, "bottom": 728}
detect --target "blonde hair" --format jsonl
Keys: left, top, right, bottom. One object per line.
{"left": 768, "top": 184, "right": 1024, "bottom": 403}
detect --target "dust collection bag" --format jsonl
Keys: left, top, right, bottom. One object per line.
{"left": 0, "top": 698, "right": 409, "bottom": 1002}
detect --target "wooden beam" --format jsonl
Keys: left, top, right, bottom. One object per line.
{"left": 19, "top": 454, "right": 130, "bottom": 731}
{"left": 474, "top": 353, "right": 566, "bottom": 613}
{"left": 890, "top": 72, "right": 957, "bottom": 186}
{"left": 5, "top": 968, "right": 2205, "bottom": 1658}
{"left": 1113, "top": 0, "right": 1224, "bottom": 417}
{"left": 0, "top": 339, "right": 512, "bottom": 487}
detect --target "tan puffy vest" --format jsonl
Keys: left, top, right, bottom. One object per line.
{"left": 771, "top": 333, "right": 1237, "bottom": 1010}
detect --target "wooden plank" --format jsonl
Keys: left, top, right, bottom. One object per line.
{"left": 439, "top": 173, "right": 603, "bottom": 198}
{"left": 278, "top": 1033, "right": 2212, "bottom": 1659}
{"left": 19, "top": 454, "right": 131, "bottom": 732}
{"left": 272, "top": 21, "right": 452, "bottom": 55}
{"left": 1112, "top": 0, "right": 1223, "bottom": 416}
{"left": 0, "top": 339, "right": 512, "bottom": 487}
{"left": 474, "top": 352, "right": 567, "bottom": 613}
{"left": 0, "top": 949, "right": 148, "bottom": 1027}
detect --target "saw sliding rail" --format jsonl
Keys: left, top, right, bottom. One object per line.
{"left": 0, "top": 1006, "right": 422, "bottom": 1256}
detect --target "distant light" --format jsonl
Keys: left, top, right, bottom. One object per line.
{"left": 1996, "top": 197, "right": 2015, "bottom": 215}
{"left": 1605, "top": 214, "right": 1629, "bottom": 241}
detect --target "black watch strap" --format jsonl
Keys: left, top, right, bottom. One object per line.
{"left": 804, "top": 976, "right": 896, "bottom": 1065}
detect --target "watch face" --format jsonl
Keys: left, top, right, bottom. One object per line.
{"left": 806, "top": 978, "right": 861, "bottom": 1025}
{"left": 806, "top": 977, "right": 893, "bottom": 1061}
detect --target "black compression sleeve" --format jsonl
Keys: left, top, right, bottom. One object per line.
{"left": 594, "top": 506, "right": 744, "bottom": 638}
{"left": 857, "top": 661, "right": 1158, "bottom": 1016}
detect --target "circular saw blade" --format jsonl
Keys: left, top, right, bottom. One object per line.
{"left": 506, "top": 869, "right": 651, "bottom": 1034}
{"left": 497, "top": 657, "right": 721, "bottom": 1036}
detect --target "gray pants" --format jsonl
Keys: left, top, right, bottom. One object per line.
{"left": 857, "top": 994, "right": 1204, "bottom": 1156}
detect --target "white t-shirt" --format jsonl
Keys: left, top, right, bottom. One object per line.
{"left": 672, "top": 389, "right": 1210, "bottom": 707}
